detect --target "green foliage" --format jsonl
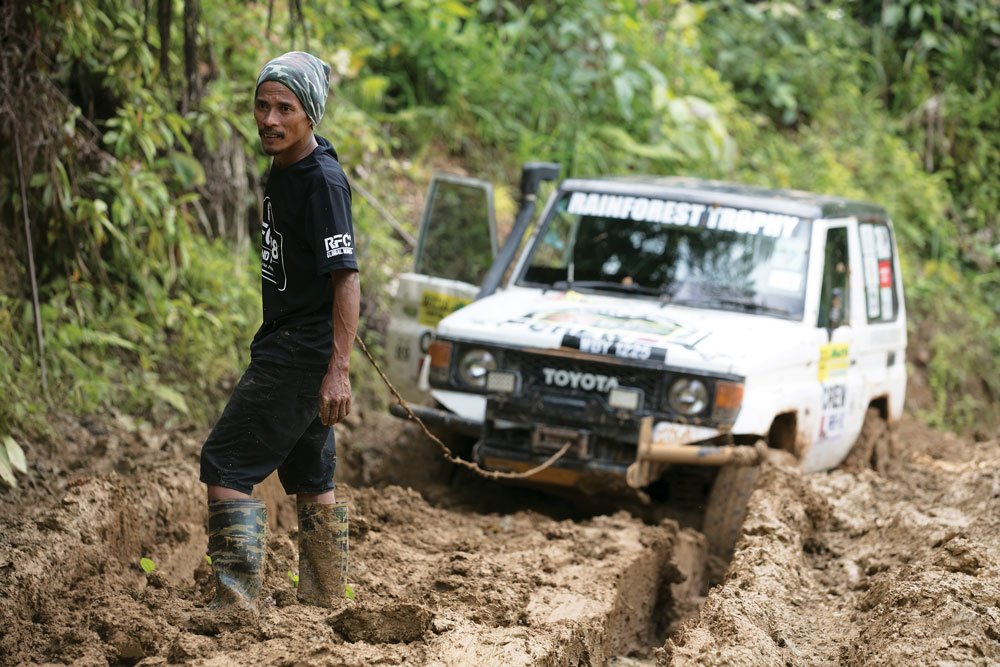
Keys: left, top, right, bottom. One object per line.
{"left": 2, "top": 0, "right": 998, "bottom": 441}
{"left": 139, "top": 557, "right": 157, "bottom": 574}
{"left": 0, "top": 434, "right": 27, "bottom": 488}
{"left": 700, "top": 1, "right": 866, "bottom": 127}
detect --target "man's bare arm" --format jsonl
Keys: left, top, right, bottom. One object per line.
{"left": 319, "top": 269, "right": 360, "bottom": 425}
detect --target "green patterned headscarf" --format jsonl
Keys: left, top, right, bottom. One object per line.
{"left": 255, "top": 51, "right": 331, "bottom": 126}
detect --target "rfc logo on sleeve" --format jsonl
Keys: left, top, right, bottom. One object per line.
{"left": 324, "top": 233, "right": 354, "bottom": 258}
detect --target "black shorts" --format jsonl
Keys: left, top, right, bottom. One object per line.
{"left": 199, "top": 360, "right": 335, "bottom": 495}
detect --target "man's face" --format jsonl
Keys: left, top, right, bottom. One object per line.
{"left": 254, "top": 81, "right": 313, "bottom": 164}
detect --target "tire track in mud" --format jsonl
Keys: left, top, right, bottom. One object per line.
{"left": 664, "top": 418, "right": 1000, "bottom": 666}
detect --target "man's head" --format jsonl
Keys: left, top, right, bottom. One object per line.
{"left": 254, "top": 52, "right": 331, "bottom": 165}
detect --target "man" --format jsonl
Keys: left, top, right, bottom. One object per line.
{"left": 199, "top": 51, "right": 360, "bottom": 612}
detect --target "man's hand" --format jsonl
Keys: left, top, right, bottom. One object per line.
{"left": 319, "top": 368, "right": 352, "bottom": 425}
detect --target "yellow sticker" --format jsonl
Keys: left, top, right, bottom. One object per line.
{"left": 418, "top": 290, "right": 471, "bottom": 327}
{"left": 818, "top": 343, "right": 850, "bottom": 381}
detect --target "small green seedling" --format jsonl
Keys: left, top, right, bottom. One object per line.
{"left": 344, "top": 583, "right": 356, "bottom": 600}
{"left": 139, "top": 557, "right": 156, "bottom": 574}
{"left": 287, "top": 570, "right": 299, "bottom": 587}
{"left": 204, "top": 554, "right": 212, "bottom": 565}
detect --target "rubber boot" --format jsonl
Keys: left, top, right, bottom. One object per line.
{"left": 296, "top": 501, "right": 348, "bottom": 608}
{"left": 207, "top": 498, "right": 267, "bottom": 610}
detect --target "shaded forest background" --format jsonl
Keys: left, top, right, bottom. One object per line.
{"left": 0, "top": 0, "right": 997, "bottom": 462}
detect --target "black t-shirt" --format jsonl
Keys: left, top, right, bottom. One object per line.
{"left": 250, "top": 135, "right": 358, "bottom": 368}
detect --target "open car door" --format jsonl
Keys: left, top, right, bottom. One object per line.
{"left": 384, "top": 174, "right": 497, "bottom": 402}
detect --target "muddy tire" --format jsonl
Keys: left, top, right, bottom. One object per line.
{"left": 840, "top": 407, "right": 893, "bottom": 474}
{"left": 702, "top": 463, "right": 761, "bottom": 560}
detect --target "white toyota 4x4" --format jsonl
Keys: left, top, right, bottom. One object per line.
{"left": 384, "top": 165, "right": 906, "bottom": 553}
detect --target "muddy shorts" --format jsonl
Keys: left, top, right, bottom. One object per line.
{"left": 199, "top": 360, "right": 336, "bottom": 495}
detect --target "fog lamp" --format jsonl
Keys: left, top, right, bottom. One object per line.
{"left": 609, "top": 387, "right": 643, "bottom": 411}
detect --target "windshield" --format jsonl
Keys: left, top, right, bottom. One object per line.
{"left": 517, "top": 191, "right": 812, "bottom": 319}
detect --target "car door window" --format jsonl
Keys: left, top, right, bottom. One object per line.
{"left": 414, "top": 177, "right": 497, "bottom": 285}
{"left": 817, "top": 227, "right": 850, "bottom": 329}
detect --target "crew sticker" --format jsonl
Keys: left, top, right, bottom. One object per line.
{"left": 261, "top": 197, "right": 287, "bottom": 291}
{"left": 566, "top": 192, "right": 802, "bottom": 239}
{"left": 817, "top": 343, "right": 849, "bottom": 382}
{"left": 818, "top": 382, "right": 848, "bottom": 441}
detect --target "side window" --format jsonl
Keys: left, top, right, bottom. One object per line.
{"left": 817, "top": 227, "right": 850, "bottom": 329}
{"left": 858, "top": 221, "right": 899, "bottom": 322}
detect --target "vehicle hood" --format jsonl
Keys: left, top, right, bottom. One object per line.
{"left": 436, "top": 287, "right": 812, "bottom": 375}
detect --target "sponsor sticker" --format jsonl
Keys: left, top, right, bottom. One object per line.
{"left": 418, "top": 290, "right": 470, "bottom": 327}
{"left": 859, "top": 223, "right": 881, "bottom": 319}
{"left": 817, "top": 343, "right": 850, "bottom": 382}
{"left": 561, "top": 333, "right": 667, "bottom": 363}
{"left": 878, "top": 260, "right": 893, "bottom": 288}
{"left": 498, "top": 306, "right": 706, "bottom": 361}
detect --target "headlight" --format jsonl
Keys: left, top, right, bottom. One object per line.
{"left": 457, "top": 349, "right": 497, "bottom": 387}
{"left": 667, "top": 378, "right": 708, "bottom": 415}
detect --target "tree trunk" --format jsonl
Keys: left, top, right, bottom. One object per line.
{"left": 157, "top": 0, "right": 172, "bottom": 80}
{"left": 182, "top": 0, "right": 201, "bottom": 113}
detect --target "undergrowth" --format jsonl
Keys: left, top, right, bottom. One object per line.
{"left": 0, "top": 0, "right": 998, "bottom": 455}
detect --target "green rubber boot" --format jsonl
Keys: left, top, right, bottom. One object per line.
{"left": 207, "top": 498, "right": 267, "bottom": 610}
{"left": 296, "top": 501, "right": 348, "bottom": 607}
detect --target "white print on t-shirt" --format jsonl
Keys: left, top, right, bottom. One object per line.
{"left": 324, "top": 233, "right": 354, "bottom": 259}
{"left": 261, "top": 197, "right": 287, "bottom": 291}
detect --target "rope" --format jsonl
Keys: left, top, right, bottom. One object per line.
{"left": 355, "top": 334, "right": 571, "bottom": 480}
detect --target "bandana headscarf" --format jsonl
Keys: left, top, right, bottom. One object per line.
{"left": 255, "top": 51, "right": 331, "bottom": 126}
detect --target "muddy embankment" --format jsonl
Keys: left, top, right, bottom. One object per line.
{"left": 666, "top": 418, "right": 1000, "bottom": 666}
{"left": 2, "top": 409, "right": 998, "bottom": 665}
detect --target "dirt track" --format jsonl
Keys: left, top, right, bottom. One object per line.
{"left": 1, "top": 410, "right": 998, "bottom": 665}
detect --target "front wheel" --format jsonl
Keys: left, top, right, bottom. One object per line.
{"left": 702, "top": 463, "right": 761, "bottom": 561}
{"left": 839, "top": 407, "right": 893, "bottom": 474}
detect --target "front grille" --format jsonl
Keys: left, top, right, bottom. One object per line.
{"left": 505, "top": 350, "right": 662, "bottom": 398}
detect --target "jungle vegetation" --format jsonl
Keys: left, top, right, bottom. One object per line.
{"left": 0, "top": 0, "right": 997, "bottom": 461}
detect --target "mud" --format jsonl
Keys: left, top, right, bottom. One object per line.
{"left": 665, "top": 417, "right": 1000, "bottom": 666}
{"left": 1, "top": 406, "right": 997, "bottom": 665}
{"left": 0, "top": 411, "right": 699, "bottom": 665}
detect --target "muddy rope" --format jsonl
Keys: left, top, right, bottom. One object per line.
{"left": 355, "top": 334, "right": 571, "bottom": 480}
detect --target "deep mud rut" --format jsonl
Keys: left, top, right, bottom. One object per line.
{"left": 1, "top": 409, "right": 998, "bottom": 666}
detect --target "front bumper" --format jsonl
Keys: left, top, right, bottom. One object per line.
{"left": 389, "top": 402, "right": 761, "bottom": 489}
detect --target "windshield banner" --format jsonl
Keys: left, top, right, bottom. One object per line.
{"left": 566, "top": 192, "right": 802, "bottom": 239}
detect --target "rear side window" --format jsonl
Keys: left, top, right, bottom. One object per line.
{"left": 858, "top": 221, "right": 899, "bottom": 322}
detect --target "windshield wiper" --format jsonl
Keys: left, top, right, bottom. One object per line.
{"left": 552, "top": 280, "right": 664, "bottom": 297}
{"left": 671, "top": 295, "right": 791, "bottom": 316}
{"left": 715, "top": 296, "right": 791, "bottom": 315}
